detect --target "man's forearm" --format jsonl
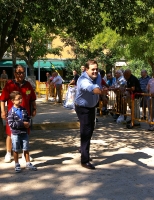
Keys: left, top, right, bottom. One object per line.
{"left": 31, "top": 101, "right": 36, "bottom": 109}
{"left": 1, "top": 101, "right": 6, "bottom": 112}
{"left": 93, "top": 87, "right": 108, "bottom": 95}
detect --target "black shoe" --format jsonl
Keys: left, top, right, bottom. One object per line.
{"left": 126, "top": 124, "right": 133, "bottom": 129}
{"left": 89, "top": 157, "right": 92, "bottom": 161}
{"left": 81, "top": 162, "right": 95, "bottom": 170}
{"left": 141, "top": 116, "right": 146, "bottom": 120}
{"left": 126, "top": 120, "right": 131, "bottom": 124}
{"left": 110, "top": 112, "right": 114, "bottom": 116}
{"left": 103, "top": 109, "right": 109, "bottom": 115}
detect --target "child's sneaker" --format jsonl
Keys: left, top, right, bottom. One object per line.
{"left": 4, "top": 153, "right": 11, "bottom": 163}
{"left": 26, "top": 163, "right": 37, "bottom": 171}
{"left": 15, "top": 164, "right": 21, "bottom": 173}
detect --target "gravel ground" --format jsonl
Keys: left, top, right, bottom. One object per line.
{"left": 0, "top": 100, "right": 154, "bottom": 200}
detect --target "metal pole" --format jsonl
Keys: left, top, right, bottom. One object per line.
{"left": 38, "top": 60, "right": 40, "bottom": 81}
{"left": 25, "top": 65, "right": 27, "bottom": 77}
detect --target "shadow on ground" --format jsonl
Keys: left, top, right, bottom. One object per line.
{"left": 0, "top": 116, "right": 154, "bottom": 200}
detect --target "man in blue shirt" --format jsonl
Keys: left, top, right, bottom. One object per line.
{"left": 106, "top": 72, "right": 116, "bottom": 87}
{"left": 75, "top": 60, "right": 107, "bottom": 170}
{"left": 139, "top": 69, "right": 151, "bottom": 119}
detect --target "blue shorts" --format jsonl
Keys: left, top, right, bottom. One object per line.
{"left": 11, "top": 134, "right": 29, "bottom": 152}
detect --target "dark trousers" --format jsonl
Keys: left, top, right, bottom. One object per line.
{"left": 75, "top": 105, "right": 95, "bottom": 164}
{"left": 55, "top": 84, "right": 62, "bottom": 102}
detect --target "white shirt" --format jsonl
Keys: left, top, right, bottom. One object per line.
{"left": 147, "top": 78, "right": 154, "bottom": 94}
{"left": 52, "top": 75, "right": 63, "bottom": 85}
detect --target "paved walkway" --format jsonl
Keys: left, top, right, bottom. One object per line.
{"left": 0, "top": 98, "right": 154, "bottom": 200}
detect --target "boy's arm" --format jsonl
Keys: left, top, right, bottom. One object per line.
{"left": 23, "top": 109, "right": 30, "bottom": 128}
{"left": 7, "top": 112, "right": 25, "bottom": 129}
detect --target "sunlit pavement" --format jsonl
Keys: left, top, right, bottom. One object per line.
{"left": 0, "top": 100, "right": 154, "bottom": 200}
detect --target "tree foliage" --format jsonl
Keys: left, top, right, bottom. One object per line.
{"left": 13, "top": 24, "right": 62, "bottom": 75}
{"left": 0, "top": 0, "right": 104, "bottom": 60}
{"left": 101, "top": 0, "right": 154, "bottom": 36}
{"left": 1, "top": 0, "right": 154, "bottom": 78}
{"left": 62, "top": 37, "right": 117, "bottom": 80}
{"left": 122, "top": 59, "right": 152, "bottom": 78}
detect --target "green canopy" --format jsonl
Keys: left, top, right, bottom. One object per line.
{"left": 0, "top": 59, "right": 67, "bottom": 70}
{"left": 0, "top": 60, "right": 27, "bottom": 67}
{"left": 34, "top": 60, "right": 66, "bottom": 70}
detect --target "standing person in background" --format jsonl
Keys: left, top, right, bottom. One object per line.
{"left": 75, "top": 60, "right": 107, "bottom": 170}
{"left": 1, "top": 70, "right": 8, "bottom": 89}
{"left": 69, "top": 70, "right": 79, "bottom": 86}
{"left": 47, "top": 72, "right": 55, "bottom": 97}
{"left": 46, "top": 72, "right": 51, "bottom": 82}
{"left": 81, "top": 66, "right": 86, "bottom": 74}
{"left": 51, "top": 72, "right": 63, "bottom": 103}
{"left": 146, "top": 77, "right": 154, "bottom": 131}
{"left": 1, "top": 64, "right": 36, "bottom": 163}
{"left": 139, "top": 69, "right": 151, "bottom": 120}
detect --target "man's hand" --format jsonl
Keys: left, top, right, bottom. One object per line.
{"left": 101, "top": 87, "right": 108, "bottom": 95}
{"left": 31, "top": 110, "right": 36, "bottom": 117}
{"left": 23, "top": 122, "right": 30, "bottom": 128}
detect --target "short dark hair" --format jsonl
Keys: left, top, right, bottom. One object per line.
{"left": 100, "top": 70, "right": 106, "bottom": 76}
{"left": 13, "top": 64, "right": 25, "bottom": 72}
{"left": 85, "top": 60, "right": 98, "bottom": 69}
{"left": 10, "top": 91, "right": 21, "bottom": 100}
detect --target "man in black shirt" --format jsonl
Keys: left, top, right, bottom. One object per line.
{"left": 69, "top": 70, "right": 79, "bottom": 86}
{"left": 124, "top": 69, "right": 142, "bottom": 94}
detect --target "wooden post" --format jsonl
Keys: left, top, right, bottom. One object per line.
{"left": 99, "top": 100, "right": 103, "bottom": 116}
{"left": 131, "top": 93, "right": 135, "bottom": 127}
{"left": 46, "top": 82, "right": 49, "bottom": 101}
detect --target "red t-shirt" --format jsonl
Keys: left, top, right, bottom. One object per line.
{"left": 1, "top": 80, "right": 36, "bottom": 135}
{"left": 101, "top": 79, "right": 106, "bottom": 87}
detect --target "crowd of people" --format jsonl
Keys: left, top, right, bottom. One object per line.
{"left": 0, "top": 63, "right": 154, "bottom": 171}
{"left": 98, "top": 68, "right": 154, "bottom": 131}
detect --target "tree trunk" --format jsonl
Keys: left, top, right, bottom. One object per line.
{"left": 29, "top": 65, "right": 35, "bottom": 76}
{"left": 148, "top": 58, "right": 154, "bottom": 76}
{"left": 12, "top": 44, "right": 16, "bottom": 78}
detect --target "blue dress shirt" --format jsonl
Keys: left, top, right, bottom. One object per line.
{"left": 75, "top": 72, "right": 101, "bottom": 107}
